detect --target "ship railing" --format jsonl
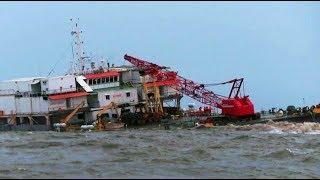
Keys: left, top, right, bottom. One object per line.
{"left": 10, "top": 87, "right": 86, "bottom": 98}
{"left": 45, "top": 87, "right": 84, "bottom": 95}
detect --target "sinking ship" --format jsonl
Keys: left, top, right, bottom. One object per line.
{"left": 0, "top": 19, "right": 184, "bottom": 131}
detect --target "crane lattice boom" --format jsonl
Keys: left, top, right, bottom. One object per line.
{"left": 124, "top": 54, "right": 255, "bottom": 117}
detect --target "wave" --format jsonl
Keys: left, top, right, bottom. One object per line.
{"left": 264, "top": 148, "right": 295, "bottom": 159}
{"left": 228, "top": 121, "right": 320, "bottom": 134}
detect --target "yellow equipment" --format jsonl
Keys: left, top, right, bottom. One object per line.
{"left": 95, "top": 102, "right": 123, "bottom": 131}
{"left": 62, "top": 100, "right": 85, "bottom": 124}
{"left": 142, "top": 76, "right": 163, "bottom": 115}
{"left": 313, "top": 107, "right": 320, "bottom": 114}
{"left": 9, "top": 111, "right": 17, "bottom": 126}
{"left": 57, "top": 100, "right": 85, "bottom": 131}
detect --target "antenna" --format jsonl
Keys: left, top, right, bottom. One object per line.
{"left": 71, "top": 41, "right": 75, "bottom": 61}
{"left": 70, "top": 18, "right": 90, "bottom": 75}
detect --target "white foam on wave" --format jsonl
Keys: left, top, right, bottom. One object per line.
{"left": 242, "top": 121, "right": 320, "bottom": 135}
{"left": 287, "top": 130, "right": 300, "bottom": 134}
{"left": 305, "top": 130, "right": 320, "bottom": 135}
{"left": 266, "top": 128, "right": 320, "bottom": 135}
{"left": 267, "top": 128, "right": 284, "bottom": 134}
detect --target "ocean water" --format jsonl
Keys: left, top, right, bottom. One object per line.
{"left": 1, "top": 121, "right": 320, "bottom": 179}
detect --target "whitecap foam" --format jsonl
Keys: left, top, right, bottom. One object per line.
{"left": 267, "top": 128, "right": 284, "bottom": 134}
{"left": 234, "top": 122, "right": 320, "bottom": 135}
{"left": 305, "top": 130, "right": 320, "bottom": 135}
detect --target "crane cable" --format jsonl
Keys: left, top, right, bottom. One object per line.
{"left": 204, "top": 79, "right": 246, "bottom": 97}
{"left": 202, "top": 81, "right": 232, "bottom": 87}
{"left": 202, "top": 83, "right": 225, "bottom": 87}
{"left": 243, "top": 80, "right": 246, "bottom": 96}
{"left": 47, "top": 43, "right": 71, "bottom": 77}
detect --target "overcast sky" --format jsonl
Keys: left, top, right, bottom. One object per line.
{"left": 0, "top": 1, "right": 319, "bottom": 111}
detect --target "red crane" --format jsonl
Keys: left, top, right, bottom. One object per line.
{"left": 124, "top": 54, "right": 255, "bottom": 118}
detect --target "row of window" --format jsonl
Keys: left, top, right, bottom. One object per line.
{"left": 104, "top": 113, "right": 118, "bottom": 118}
{"left": 86, "top": 76, "right": 119, "bottom": 86}
{"left": 105, "top": 92, "right": 131, "bottom": 100}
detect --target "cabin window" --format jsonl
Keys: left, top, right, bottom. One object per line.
{"left": 66, "top": 98, "right": 71, "bottom": 108}
{"left": 77, "top": 113, "right": 84, "bottom": 119}
{"left": 97, "top": 78, "right": 101, "bottom": 84}
{"left": 114, "top": 76, "right": 118, "bottom": 82}
{"left": 93, "top": 79, "right": 96, "bottom": 85}
{"left": 126, "top": 92, "right": 131, "bottom": 97}
{"left": 112, "top": 114, "right": 118, "bottom": 118}
{"left": 110, "top": 76, "right": 114, "bottom": 83}
{"left": 102, "top": 78, "right": 106, "bottom": 84}
{"left": 89, "top": 79, "right": 92, "bottom": 85}
{"left": 105, "top": 95, "right": 110, "bottom": 100}
{"left": 106, "top": 77, "right": 109, "bottom": 83}
{"left": 104, "top": 113, "right": 110, "bottom": 118}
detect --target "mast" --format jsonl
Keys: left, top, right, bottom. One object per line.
{"left": 70, "top": 18, "right": 89, "bottom": 75}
